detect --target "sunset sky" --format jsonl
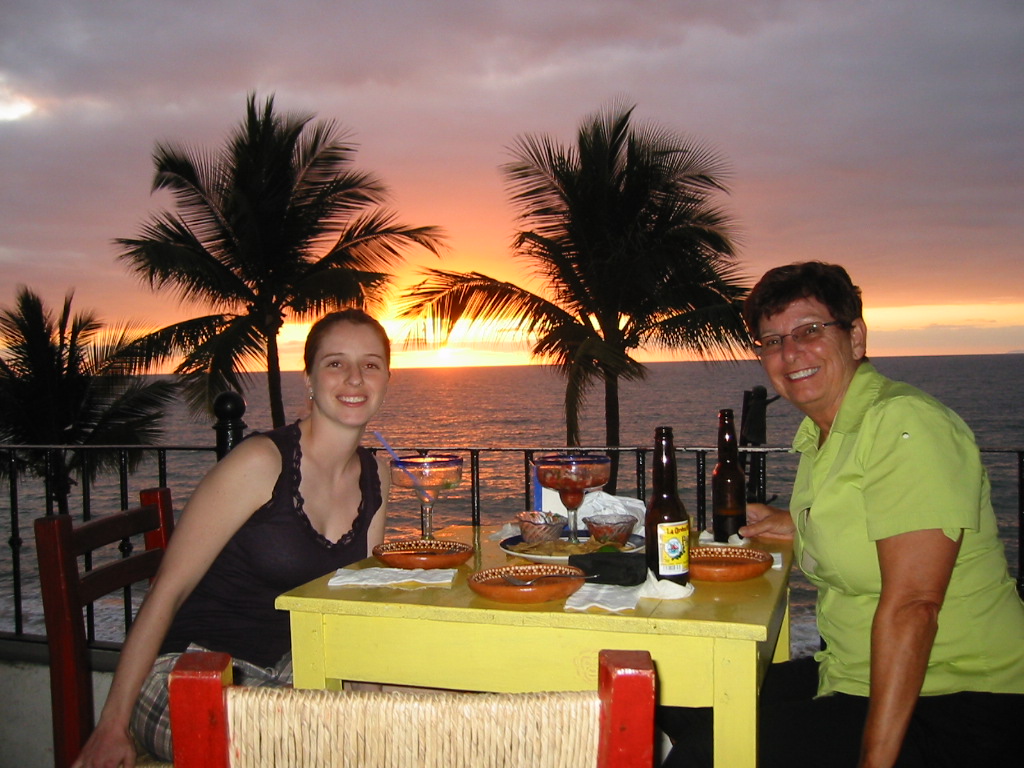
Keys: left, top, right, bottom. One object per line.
{"left": 1, "top": 0, "right": 1021, "bottom": 371}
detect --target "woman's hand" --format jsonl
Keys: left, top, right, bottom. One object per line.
{"left": 739, "top": 503, "right": 795, "bottom": 540}
{"left": 71, "top": 719, "right": 136, "bottom": 768}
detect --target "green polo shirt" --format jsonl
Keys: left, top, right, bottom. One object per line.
{"left": 791, "top": 362, "right": 1024, "bottom": 698}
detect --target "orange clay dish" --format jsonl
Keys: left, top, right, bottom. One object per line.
{"left": 372, "top": 539, "right": 473, "bottom": 569}
{"left": 689, "top": 546, "right": 773, "bottom": 582}
{"left": 468, "top": 564, "right": 586, "bottom": 603}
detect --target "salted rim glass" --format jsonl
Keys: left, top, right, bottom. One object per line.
{"left": 753, "top": 321, "right": 841, "bottom": 356}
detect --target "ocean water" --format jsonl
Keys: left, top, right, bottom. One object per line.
{"left": 3, "top": 354, "right": 1022, "bottom": 657}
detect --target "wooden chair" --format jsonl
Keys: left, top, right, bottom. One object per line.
{"left": 34, "top": 487, "right": 175, "bottom": 768}
{"left": 168, "top": 649, "right": 656, "bottom": 768}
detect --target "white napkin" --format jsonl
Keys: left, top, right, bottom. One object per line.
{"left": 564, "top": 570, "right": 694, "bottom": 612}
{"left": 327, "top": 567, "right": 457, "bottom": 588}
{"left": 565, "top": 582, "right": 644, "bottom": 613}
{"left": 639, "top": 570, "right": 695, "bottom": 599}
{"left": 491, "top": 492, "right": 647, "bottom": 541}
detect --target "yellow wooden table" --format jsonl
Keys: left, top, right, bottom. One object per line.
{"left": 277, "top": 526, "right": 793, "bottom": 768}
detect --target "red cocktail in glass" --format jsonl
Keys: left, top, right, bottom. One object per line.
{"left": 532, "top": 454, "right": 612, "bottom": 543}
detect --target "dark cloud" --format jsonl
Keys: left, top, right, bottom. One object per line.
{"left": 1, "top": 0, "right": 1021, "bottom": 349}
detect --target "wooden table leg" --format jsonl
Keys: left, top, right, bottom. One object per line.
{"left": 288, "top": 612, "right": 332, "bottom": 690}
{"left": 712, "top": 637, "right": 759, "bottom": 768}
{"left": 773, "top": 588, "right": 791, "bottom": 664}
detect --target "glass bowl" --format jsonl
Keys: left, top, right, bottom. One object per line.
{"left": 582, "top": 513, "right": 636, "bottom": 546}
{"left": 515, "top": 511, "right": 567, "bottom": 544}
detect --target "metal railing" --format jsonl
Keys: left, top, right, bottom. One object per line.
{"left": 2, "top": 441, "right": 1022, "bottom": 650}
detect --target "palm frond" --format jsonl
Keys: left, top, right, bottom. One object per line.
{"left": 173, "top": 317, "right": 266, "bottom": 415}
{"left": 315, "top": 209, "right": 446, "bottom": 275}
{"left": 397, "top": 269, "right": 570, "bottom": 345}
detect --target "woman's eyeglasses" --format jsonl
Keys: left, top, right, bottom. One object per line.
{"left": 753, "top": 321, "right": 840, "bottom": 356}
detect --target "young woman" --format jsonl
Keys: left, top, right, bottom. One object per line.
{"left": 74, "top": 309, "right": 392, "bottom": 767}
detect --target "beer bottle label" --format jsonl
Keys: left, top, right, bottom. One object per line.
{"left": 656, "top": 520, "right": 689, "bottom": 576}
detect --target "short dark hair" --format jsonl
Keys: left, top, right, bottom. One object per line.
{"left": 303, "top": 309, "right": 391, "bottom": 373}
{"left": 743, "top": 261, "right": 863, "bottom": 336}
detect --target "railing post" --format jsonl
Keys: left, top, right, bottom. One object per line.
{"left": 6, "top": 451, "right": 24, "bottom": 634}
{"left": 470, "top": 450, "right": 482, "bottom": 526}
{"left": 694, "top": 450, "right": 707, "bottom": 533}
{"left": 635, "top": 449, "right": 647, "bottom": 504}
{"left": 749, "top": 450, "right": 768, "bottom": 504}
{"left": 213, "top": 392, "right": 248, "bottom": 460}
{"left": 524, "top": 450, "right": 536, "bottom": 511}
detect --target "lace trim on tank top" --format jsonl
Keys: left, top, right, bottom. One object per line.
{"left": 287, "top": 424, "right": 368, "bottom": 549}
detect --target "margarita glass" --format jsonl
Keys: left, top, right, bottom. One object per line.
{"left": 532, "top": 454, "right": 612, "bottom": 544}
{"left": 390, "top": 454, "right": 464, "bottom": 539}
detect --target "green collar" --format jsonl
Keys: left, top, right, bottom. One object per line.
{"left": 793, "top": 361, "right": 880, "bottom": 452}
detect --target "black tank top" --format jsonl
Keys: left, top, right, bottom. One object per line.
{"left": 161, "top": 422, "right": 382, "bottom": 667}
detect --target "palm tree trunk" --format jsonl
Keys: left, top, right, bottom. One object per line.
{"left": 565, "top": 412, "right": 579, "bottom": 447}
{"left": 265, "top": 334, "right": 286, "bottom": 428}
{"left": 603, "top": 373, "right": 621, "bottom": 495}
{"left": 48, "top": 451, "right": 72, "bottom": 516}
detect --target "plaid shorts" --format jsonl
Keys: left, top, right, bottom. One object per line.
{"left": 130, "top": 643, "right": 293, "bottom": 761}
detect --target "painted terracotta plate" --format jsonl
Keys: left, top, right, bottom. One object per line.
{"left": 372, "top": 539, "right": 473, "bottom": 569}
{"left": 468, "top": 564, "right": 586, "bottom": 603}
{"left": 689, "top": 546, "right": 773, "bottom": 581}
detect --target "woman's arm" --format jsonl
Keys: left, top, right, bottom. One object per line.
{"left": 72, "top": 437, "right": 282, "bottom": 768}
{"left": 739, "top": 502, "right": 795, "bottom": 540}
{"left": 859, "top": 528, "right": 961, "bottom": 768}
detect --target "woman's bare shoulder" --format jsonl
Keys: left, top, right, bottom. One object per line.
{"left": 194, "top": 433, "right": 283, "bottom": 495}
{"left": 222, "top": 432, "right": 282, "bottom": 464}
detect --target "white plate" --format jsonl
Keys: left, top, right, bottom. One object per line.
{"left": 499, "top": 532, "right": 645, "bottom": 564}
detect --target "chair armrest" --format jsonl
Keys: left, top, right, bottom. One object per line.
{"left": 168, "top": 651, "right": 233, "bottom": 768}
{"left": 598, "top": 650, "right": 656, "bottom": 768}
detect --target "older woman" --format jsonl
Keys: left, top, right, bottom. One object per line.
{"left": 660, "top": 262, "right": 1024, "bottom": 768}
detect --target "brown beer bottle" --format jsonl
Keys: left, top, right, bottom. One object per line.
{"left": 645, "top": 426, "right": 690, "bottom": 585}
{"left": 712, "top": 408, "right": 747, "bottom": 542}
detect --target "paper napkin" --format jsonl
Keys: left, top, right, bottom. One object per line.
{"left": 638, "top": 570, "right": 695, "bottom": 599}
{"left": 327, "top": 567, "right": 457, "bottom": 588}
{"left": 564, "top": 569, "right": 695, "bottom": 612}
{"left": 564, "top": 582, "right": 644, "bottom": 613}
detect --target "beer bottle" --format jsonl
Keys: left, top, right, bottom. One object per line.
{"left": 712, "top": 408, "right": 747, "bottom": 542}
{"left": 645, "top": 426, "right": 690, "bottom": 585}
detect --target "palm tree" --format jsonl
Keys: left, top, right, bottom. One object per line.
{"left": 116, "top": 93, "right": 445, "bottom": 427}
{"left": 397, "top": 104, "right": 750, "bottom": 491}
{"left": 0, "top": 287, "right": 177, "bottom": 515}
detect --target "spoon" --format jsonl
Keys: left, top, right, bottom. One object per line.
{"left": 501, "top": 573, "right": 600, "bottom": 586}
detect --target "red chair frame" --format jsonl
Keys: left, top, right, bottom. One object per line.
{"left": 169, "top": 649, "right": 656, "bottom": 768}
{"left": 35, "top": 487, "right": 175, "bottom": 768}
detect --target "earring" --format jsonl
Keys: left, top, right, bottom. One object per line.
{"left": 308, "top": 389, "right": 314, "bottom": 400}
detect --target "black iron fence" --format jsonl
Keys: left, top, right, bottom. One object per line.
{"left": 2, "top": 440, "right": 1021, "bottom": 649}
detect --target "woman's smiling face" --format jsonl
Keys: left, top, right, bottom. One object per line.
{"left": 757, "top": 296, "right": 866, "bottom": 431}
{"left": 306, "top": 321, "right": 390, "bottom": 428}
